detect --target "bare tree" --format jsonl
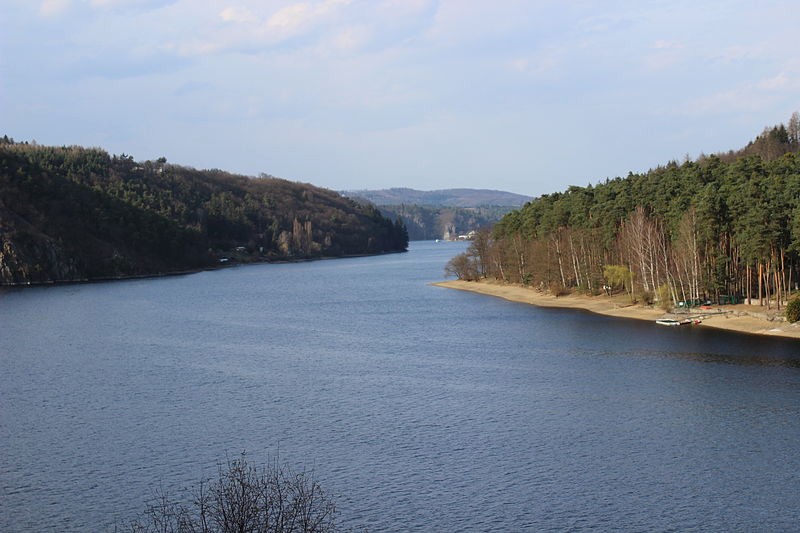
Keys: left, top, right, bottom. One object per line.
{"left": 788, "top": 110, "right": 800, "bottom": 147}
{"left": 618, "top": 207, "right": 664, "bottom": 295}
{"left": 673, "top": 208, "right": 702, "bottom": 304}
{"left": 469, "top": 227, "right": 492, "bottom": 278}
{"left": 444, "top": 252, "right": 479, "bottom": 280}
{"left": 123, "top": 454, "right": 338, "bottom": 533}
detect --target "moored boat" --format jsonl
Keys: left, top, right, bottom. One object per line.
{"left": 656, "top": 318, "right": 700, "bottom": 326}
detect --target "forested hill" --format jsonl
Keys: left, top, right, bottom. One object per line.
{"left": 343, "top": 188, "right": 530, "bottom": 208}
{"left": 458, "top": 112, "right": 800, "bottom": 310}
{"left": 0, "top": 139, "right": 408, "bottom": 285}
{"left": 372, "top": 204, "right": 516, "bottom": 241}
{"left": 342, "top": 188, "right": 530, "bottom": 241}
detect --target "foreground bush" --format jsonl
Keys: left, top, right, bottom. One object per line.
{"left": 786, "top": 296, "right": 800, "bottom": 323}
{"left": 123, "top": 454, "right": 338, "bottom": 533}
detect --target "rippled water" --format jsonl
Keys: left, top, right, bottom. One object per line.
{"left": 2, "top": 241, "right": 800, "bottom": 531}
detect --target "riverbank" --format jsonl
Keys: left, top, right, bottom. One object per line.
{"left": 0, "top": 249, "right": 408, "bottom": 289}
{"left": 434, "top": 279, "right": 800, "bottom": 339}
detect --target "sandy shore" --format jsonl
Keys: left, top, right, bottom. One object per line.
{"left": 434, "top": 279, "right": 800, "bottom": 340}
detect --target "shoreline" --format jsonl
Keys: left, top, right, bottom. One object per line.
{"left": 0, "top": 249, "right": 408, "bottom": 290}
{"left": 434, "top": 279, "right": 800, "bottom": 340}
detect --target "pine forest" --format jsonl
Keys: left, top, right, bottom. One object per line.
{"left": 454, "top": 112, "right": 800, "bottom": 312}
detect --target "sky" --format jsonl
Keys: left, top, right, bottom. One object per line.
{"left": 1, "top": 1, "right": 798, "bottom": 197}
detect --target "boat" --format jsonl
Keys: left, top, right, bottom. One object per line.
{"left": 656, "top": 318, "right": 690, "bottom": 326}
{"left": 656, "top": 318, "right": 700, "bottom": 326}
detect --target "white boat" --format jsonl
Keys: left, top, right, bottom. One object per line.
{"left": 656, "top": 318, "right": 687, "bottom": 326}
{"left": 656, "top": 318, "right": 700, "bottom": 326}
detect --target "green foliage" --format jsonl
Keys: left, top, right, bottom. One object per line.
{"left": 656, "top": 284, "right": 672, "bottom": 310}
{"left": 786, "top": 297, "right": 800, "bottom": 323}
{"left": 604, "top": 265, "right": 633, "bottom": 291}
{"left": 0, "top": 140, "right": 408, "bottom": 285}
{"left": 484, "top": 112, "right": 800, "bottom": 306}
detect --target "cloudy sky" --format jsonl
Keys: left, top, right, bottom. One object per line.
{"left": 2, "top": 1, "right": 798, "bottom": 196}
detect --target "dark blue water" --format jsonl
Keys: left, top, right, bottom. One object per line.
{"left": 2, "top": 241, "right": 799, "bottom": 532}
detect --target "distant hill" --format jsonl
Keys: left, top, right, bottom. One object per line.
{"left": 341, "top": 188, "right": 530, "bottom": 241}
{"left": 342, "top": 188, "right": 531, "bottom": 208}
{"left": 373, "top": 204, "right": 514, "bottom": 241}
{"left": 0, "top": 138, "right": 408, "bottom": 285}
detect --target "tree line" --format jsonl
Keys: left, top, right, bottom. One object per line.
{"left": 0, "top": 138, "right": 408, "bottom": 284}
{"left": 448, "top": 112, "right": 800, "bottom": 312}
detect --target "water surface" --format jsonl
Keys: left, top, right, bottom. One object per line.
{"left": 1, "top": 241, "right": 799, "bottom": 531}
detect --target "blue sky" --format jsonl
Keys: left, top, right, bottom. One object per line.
{"left": 2, "top": 0, "right": 798, "bottom": 196}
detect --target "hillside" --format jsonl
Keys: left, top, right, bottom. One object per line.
{"left": 343, "top": 188, "right": 530, "bottom": 240}
{"left": 450, "top": 112, "right": 800, "bottom": 312}
{"left": 0, "top": 139, "right": 408, "bottom": 285}
{"left": 374, "top": 204, "right": 515, "bottom": 241}
{"left": 342, "top": 187, "right": 530, "bottom": 208}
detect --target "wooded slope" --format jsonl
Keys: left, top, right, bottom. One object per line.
{"left": 377, "top": 204, "right": 516, "bottom": 241}
{"left": 343, "top": 188, "right": 529, "bottom": 241}
{"left": 463, "top": 113, "right": 800, "bottom": 310}
{"left": 343, "top": 188, "right": 530, "bottom": 208}
{"left": 0, "top": 139, "right": 407, "bottom": 285}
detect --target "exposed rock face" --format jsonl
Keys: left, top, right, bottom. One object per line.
{"left": 0, "top": 231, "right": 82, "bottom": 285}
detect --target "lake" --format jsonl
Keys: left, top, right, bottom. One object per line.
{"left": 2, "top": 240, "right": 799, "bottom": 531}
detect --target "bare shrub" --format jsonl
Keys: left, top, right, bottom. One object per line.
{"left": 123, "top": 454, "right": 338, "bottom": 533}
{"left": 548, "top": 281, "right": 570, "bottom": 296}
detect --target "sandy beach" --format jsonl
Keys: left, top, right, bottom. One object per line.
{"left": 434, "top": 279, "right": 800, "bottom": 340}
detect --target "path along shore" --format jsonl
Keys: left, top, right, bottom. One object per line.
{"left": 434, "top": 279, "right": 800, "bottom": 340}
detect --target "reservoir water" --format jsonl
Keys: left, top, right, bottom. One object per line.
{"left": 2, "top": 241, "right": 800, "bottom": 531}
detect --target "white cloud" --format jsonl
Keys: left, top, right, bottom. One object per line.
{"left": 643, "top": 51, "right": 682, "bottom": 72}
{"left": 688, "top": 87, "right": 769, "bottom": 114}
{"left": 653, "top": 40, "right": 683, "bottom": 50}
{"left": 329, "top": 26, "right": 370, "bottom": 52}
{"left": 686, "top": 70, "right": 799, "bottom": 115}
{"left": 758, "top": 73, "right": 788, "bottom": 90}
{"left": 9, "top": 0, "right": 800, "bottom": 193}
{"left": 641, "top": 40, "right": 687, "bottom": 71}
{"left": 265, "top": 0, "right": 351, "bottom": 36}
{"left": 423, "top": 0, "right": 554, "bottom": 47}
{"left": 266, "top": 2, "right": 313, "bottom": 30}
{"left": 220, "top": 6, "right": 257, "bottom": 24}
{"left": 507, "top": 50, "right": 561, "bottom": 79}
{"left": 39, "top": 0, "right": 72, "bottom": 17}
{"left": 711, "top": 45, "right": 761, "bottom": 64}
{"left": 576, "top": 12, "right": 636, "bottom": 34}
{"left": 378, "top": 0, "right": 432, "bottom": 16}
{"left": 89, "top": 0, "right": 172, "bottom": 9}
{"left": 153, "top": 0, "right": 363, "bottom": 57}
